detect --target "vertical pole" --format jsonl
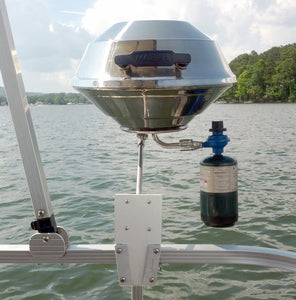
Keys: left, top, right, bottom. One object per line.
{"left": 132, "top": 286, "right": 143, "bottom": 300}
{"left": 0, "top": 0, "right": 56, "bottom": 232}
{"left": 132, "top": 133, "right": 148, "bottom": 299}
{"left": 136, "top": 134, "right": 147, "bottom": 195}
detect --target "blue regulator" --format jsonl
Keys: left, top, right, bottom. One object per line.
{"left": 200, "top": 121, "right": 238, "bottom": 227}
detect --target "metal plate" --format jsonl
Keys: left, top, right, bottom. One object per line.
{"left": 29, "top": 233, "right": 66, "bottom": 259}
{"left": 114, "top": 194, "right": 162, "bottom": 286}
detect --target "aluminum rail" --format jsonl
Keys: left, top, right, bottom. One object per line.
{"left": 1, "top": 244, "right": 296, "bottom": 272}
{"left": 160, "top": 244, "right": 296, "bottom": 272}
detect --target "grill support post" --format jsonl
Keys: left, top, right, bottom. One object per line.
{"left": 134, "top": 134, "right": 145, "bottom": 300}
{"left": 136, "top": 134, "right": 148, "bottom": 194}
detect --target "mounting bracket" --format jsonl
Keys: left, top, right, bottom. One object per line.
{"left": 114, "top": 194, "right": 162, "bottom": 286}
{"left": 29, "top": 227, "right": 69, "bottom": 259}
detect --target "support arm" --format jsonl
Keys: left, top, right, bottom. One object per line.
{"left": 0, "top": 0, "right": 56, "bottom": 232}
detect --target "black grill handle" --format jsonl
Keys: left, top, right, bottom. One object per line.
{"left": 115, "top": 50, "right": 191, "bottom": 69}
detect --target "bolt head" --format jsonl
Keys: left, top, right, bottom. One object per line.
{"left": 116, "top": 248, "right": 123, "bottom": 254}
{"left": 37, "top": 210, "right": 45, "bottom": 217}
{"left": 120, "top": 277, "right": 126, "bottom": 283}
{"left": 149, "top": 277, "right": 155, "bottom": 283}
{"left": 153, "top": 248, "right": 160, "bottom": 254}
{"left": 42, "top": 236, "right": 49, "bottom": 243}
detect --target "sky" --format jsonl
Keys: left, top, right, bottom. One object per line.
{"left": 1, "top": 0, "right": 296, "bottom": 93}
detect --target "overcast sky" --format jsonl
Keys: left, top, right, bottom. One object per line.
{"left": 1, "top": 0, "right": 296, "bottom": 93}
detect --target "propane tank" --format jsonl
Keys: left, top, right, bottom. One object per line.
{"left": 200, "top": 121, "right": 238, "bottom": 227}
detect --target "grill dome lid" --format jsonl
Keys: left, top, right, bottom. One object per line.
{"left": 72, "top": 20, "right": 236, "bottom": 133}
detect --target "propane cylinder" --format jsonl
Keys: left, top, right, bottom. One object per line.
{"left": 200, "top": 121, "right": 238, "bottom": 227}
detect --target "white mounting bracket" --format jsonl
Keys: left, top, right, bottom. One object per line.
{"left": 142, "top": 243, "right": 161, "bottom": 285}
{"left": 114, "top": 194, "right": 162, "bottom": 286}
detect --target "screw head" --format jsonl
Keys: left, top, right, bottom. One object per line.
{"left": 125, "top": 199, "right": 129, "bottom": 204}
{"left": 42, "top": 236, "right": 49, "bottom": 243}
{"left": 120, "top": 277, "right": 126, "bottom": 283}
{"left": 153, "top": 248, "right": 160, "bottom": 254}
{"left": 37, "top": 210, "right": 45, "bottom": 217}
{"left": 116, "top": 248, "right": 123, "bottom": 254}
{"left": 149, "top": 277, "right": 155, "bottom": 283}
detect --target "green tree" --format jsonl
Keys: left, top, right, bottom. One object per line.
{"left": 220, "top": 43, "right": 296, "bottom": 102}
{"left": 271, "top": 46, "right": 296, "bottom": 100}
{"left": 249, "top": 59, "right": 267, "bottom": 100}
{"left": 235, "top": 70, "right": 252, "bottom": 100}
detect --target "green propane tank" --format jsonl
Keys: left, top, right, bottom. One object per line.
{"left": 200, "top": 121, "right": 238, "bottom": 227}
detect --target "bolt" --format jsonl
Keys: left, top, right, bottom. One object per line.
{"left": 116, "top": 248, "right": 123, "bottom": 254}
{"left": 137, "top": 133, "right": 148, "bottom": 141}
{"left": 120, "top": 277, "right": 126, "bottom": 283}
{"left": 125, "top": 199, "right": 129, "bottom": 204}
{"left": 42, "top": 236, "right": 49, "bottom": 243}
{"left": 125, "top": 226, "right": 129, "bottom": 231}
{"left": 153, "top": 248, "right": 160, "bottom": 254}
{"left": 147, "top": 200, "right": 151, "bottom": 204}
{"left": 37, "top": 210, "right": 45, "bottom": 217}
{"left": 149, "top": 277, "right": 155, "bottom": 283}
{"left": 147, "top": 227, "right": 152, "bottom": 232}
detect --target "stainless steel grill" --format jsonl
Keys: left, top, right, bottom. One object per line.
{"left": 72, "top": 20, "right": 236, "bottom": 132}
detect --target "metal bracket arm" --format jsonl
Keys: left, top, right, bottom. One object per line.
{"left": 0, "top": 0, "right": 57, "bottom": 232}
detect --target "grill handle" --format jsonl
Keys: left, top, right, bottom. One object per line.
{"left": 115, "top": 50, "right": 191, "bottom": 69}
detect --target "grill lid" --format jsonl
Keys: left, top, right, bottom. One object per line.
{"left": 72, "top": 20, "right": 236, "bottom": 133}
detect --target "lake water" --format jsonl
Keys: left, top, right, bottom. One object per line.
{"left": 0, "top": 103, "right": 295, "bottom": 299}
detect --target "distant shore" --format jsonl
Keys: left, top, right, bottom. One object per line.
{"left": 216, "top": 99, "right": 296, "bottom": 104}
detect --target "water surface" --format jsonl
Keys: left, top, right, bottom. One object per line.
{"left": 0, "top": 103, "right": 295, "bottom": 299}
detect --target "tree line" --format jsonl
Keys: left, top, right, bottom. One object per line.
{"left": 221, "top": 43, "right": 296, "bottom": 102}
{"left": 0, "top": 92, "right": 89, "bottom": 106}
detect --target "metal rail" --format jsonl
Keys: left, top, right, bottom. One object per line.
{"left": 1, "top": 244, "right": 296, "bottom": 272}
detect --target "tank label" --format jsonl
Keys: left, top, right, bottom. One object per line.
{"left": 200, "top": 165, "right": 238, "bottom": 193}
